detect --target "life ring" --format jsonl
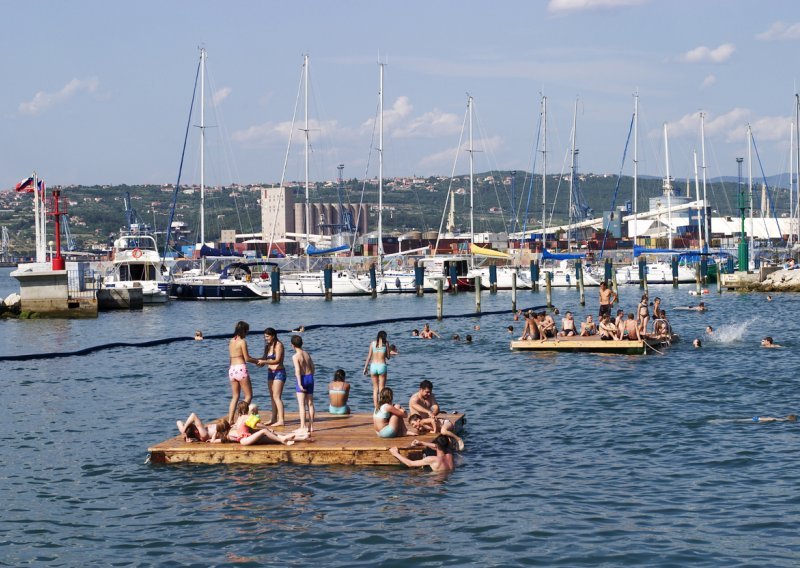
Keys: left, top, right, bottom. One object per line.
{"left": 132, "top": 248, "right": 143, "bottom": 259}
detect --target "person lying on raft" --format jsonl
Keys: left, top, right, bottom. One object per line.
{"left": 177, "top": 413, "right": 230, "bottom": 443}
{"left": 389, "top": 435, "right": 455, "bottom": 472}
{"left": 408, "top": 413, "right": 464, "bottom": 451}
{"left": 226, "top": 407, "right": 308, "bottom": 445}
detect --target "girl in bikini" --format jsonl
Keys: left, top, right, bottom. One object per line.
{"left": 227, "top": 321, "right": 263, "bottom": 423}
{"left": 328, "top": 369, "right": 351, "bottom": 415}
{"left": 373, "top": 387, "right": 407, "bottom": 439}
{"left": 364, "top": 330, "right": 391, "bottom": 410}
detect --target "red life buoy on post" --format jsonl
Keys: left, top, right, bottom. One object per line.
{"left": 132, "top": 248, "right": 143, "bottom": 259}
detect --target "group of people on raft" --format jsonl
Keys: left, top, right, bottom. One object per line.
{"left": 175, "top": 321, "right": 461, "bottom": 471}
{"left": 518, "top": 284, "right": 673, "bottom": 342}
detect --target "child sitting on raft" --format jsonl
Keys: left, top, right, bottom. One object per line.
{"left": 328, "top": 369, "right": 351, "bottom": 415}
{"left": 373, "top": 387, "right": 408, "bottom": 438}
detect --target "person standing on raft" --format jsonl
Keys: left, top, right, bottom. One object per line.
{"left": 227, "top": 321, "right": 263, "bottom": 423}
{"left": 291, "top": 335, "right": 316, "bottom": 433}
{"left": 263, "top": 327, "right": 287, "bottom": 426}
{"left": 364, "top": 330, "right": 391, "bottom": 410}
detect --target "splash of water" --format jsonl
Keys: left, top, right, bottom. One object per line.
{"left": 708, "top": 317, "right": 758, "bottom": 343}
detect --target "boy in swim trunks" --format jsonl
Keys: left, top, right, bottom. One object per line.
{"left": 409, "top": 379, "right": 440, "bottom": 418}
{"left": 389, "top": 435, "right": 455, "bottom": 472}
{"left": 291, "top": 334, "right": 316, "bottom": 433}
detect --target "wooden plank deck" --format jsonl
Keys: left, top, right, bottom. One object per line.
{"left": 148, "top": 412, "right": 465, "bottom": 466}
{"left": 510, "top": 336, "right": 648, "bottom": 355}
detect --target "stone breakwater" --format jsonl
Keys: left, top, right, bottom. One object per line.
{"left": 758, "top": 269, "right": 800, "bottom": 292}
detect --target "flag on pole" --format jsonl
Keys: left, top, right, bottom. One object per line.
{"left": 15, "top": 176, "right": 34, "bottom": 192}
{"left": 37, "top": 178, "right": 46, "bottom": 202}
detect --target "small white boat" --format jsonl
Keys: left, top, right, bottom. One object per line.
{"left": 540, "top": 259, "right": 600, "bottom": 287}
{"left": 102, "top": 230, "right": 168, "bottom": 304}
{"left": 280, "top": 269, "right": 372, "bottom": 296}
{"left": 615, "top": 261, "right": 696, "bottom": 285}
{"left": 170, "top": 260, "right": 276, "bottom": 300}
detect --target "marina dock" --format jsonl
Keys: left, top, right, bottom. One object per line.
{"left": 148, "top": 412, "right": 465, "bottom": 466}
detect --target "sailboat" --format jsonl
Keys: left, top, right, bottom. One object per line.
{"left": 370, "top": 63, "right": 449, "bottom": 293}
{"left": 615, "top": 98, "right": 695, "bottom": 285}
{"left": 538, "top": 97, "right": 599, "bottom": 287}
{"left": 279, "top": 55, "right": 371, "bottom": 297}
{"left": 168, "top": 48, "right": 277, "bottom": 300}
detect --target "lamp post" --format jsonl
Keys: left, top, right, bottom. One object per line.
{"left": 736, "top": 157, "right": 748, "bottom": 271}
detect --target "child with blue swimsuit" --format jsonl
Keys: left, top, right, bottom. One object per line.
{"left": 373, "top": 387, "right": 408, "bottom": 439}
{"left": 328, "top": 369, "right": 351, "bottom": 415}
{"left": 291, "top": 334, "right": 316, "bottom": 433}
{"left": 364, "top": 330, "right": 391, "bottom": 410}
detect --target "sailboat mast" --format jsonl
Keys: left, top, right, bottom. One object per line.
{"left": 378, "top": 62, "right": 384, "bottom": 259}
{"left": 694, "top": 150, "right": 702, "bottom": 252}
{"left": 747, "top": 124, "right": 754, "bottom": 260}
{"left": 632, "top": 94, "right": 638, "bottom": 253}
{"left": 568, "top": 98, "right": 577, "bottom": 253}
{"left": 468, "top": 95, "right": 474, "bottom": 253}
{"left": 542, "top": 96, "right": 547, "bottom": 247}
{"left": 796, "top": 94, "right": 800, "bottom": 244}
{"left": 200, "top": 48, "right": 206, "bottom": 248}
{"left": 790, "top": 121, "right": 794, "bottom": 247}
{"left": 700, "top": 112, "right": 709, "bottom": 250}
{"left": 304, "top": 54, "right": 310, "bottom": 272}
{"left": 663, "top": 123, "right": 673, "bottom": 249}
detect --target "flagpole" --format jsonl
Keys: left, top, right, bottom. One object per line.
{"left": 33, "top": 171, "right": 42, "bottom": 262}
{"left": 40, "top": 176, "right": 47, "bottom": 262}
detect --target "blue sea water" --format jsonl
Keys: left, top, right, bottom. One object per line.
{"left": 1, "top": 266, "right": 799, "bottom": 566}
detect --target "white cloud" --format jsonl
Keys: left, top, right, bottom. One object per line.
{"left": 360, "top": 96, "right": 413, "bottom": 133}
{"left": 656, "top": 108, "right": 789, "bottom": 144}
{"left": 232, "top": 118, "right": 339, "bottom": 148}
{"left": 418, "top": 136, "right": 504, "bottom": 170}
{"left": 756, "top": 21, "right": 800, "bottom": 41}
{"left": 547, "top": 0, "right": 645, "bottom": 13}
{"left": 679, "top": 43, "right": 735, "bottom": 64}
{"left": 700, "top": 74, "right": 717, "bottom": 89}
{"left": 18, "top": 77, "right": 99, "bottom": 116}
{"left": 212, "top": 87, "right": 232, "bottom": 106}
{"left": 394, "top": 108, "right": 462, "bottom": 139}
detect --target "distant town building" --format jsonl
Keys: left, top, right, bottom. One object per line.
{"left": 260, "top": 187, "right": 295, "bottom": 240}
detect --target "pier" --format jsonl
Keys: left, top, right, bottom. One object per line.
{"left": 148, "top": 412, "right": 465, "bottom": 466}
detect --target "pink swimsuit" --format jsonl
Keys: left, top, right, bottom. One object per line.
{"left": 228, "top": 363, "right": 250, "bottom": 382}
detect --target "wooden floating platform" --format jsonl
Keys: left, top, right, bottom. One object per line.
{"left": 148, "top": 412, "right": 465, "bottom": 466}
{"left": 510, "top": 336, "right": 663, "bottom": 355}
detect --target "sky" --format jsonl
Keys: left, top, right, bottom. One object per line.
{"left": 3, "top": 0, "right": 800, "bottom": 190}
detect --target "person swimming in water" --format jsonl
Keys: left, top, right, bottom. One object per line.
{"left": 750, "top": 414, "right": 797, "bottom": 422}
{"left": 389, "top": 435, "right": 455, "bottom": 472}
{"left": 761, "top": 336, "right": 782, "bottom": 348}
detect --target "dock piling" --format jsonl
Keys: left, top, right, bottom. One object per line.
{"left": 511, "top": 273, "right": 517, "bottom": 312}
{"left": 436, "top": 279, "right": 444, "bottom": 320}
{"left": 671, "top": 256, "right": 679, "bottom": 288}
{"left": 489, "top": 265, "right": 497, "bottom": 293}
{"left": 545, "top": 271, "right": 552, "bottom": 308}
{"left": 531, "top": 260, "right": 540, "bottom": 292}
{"left": 612, "top": 268, "right": 619, "bottom": 302}
{"left": 716, "top": 260, "right": 722, "bottom": 294}
{"left": 324, "top": 264, "right": 333, "bottom": 300}
{"left": 578, "top": 262, "right": 585, "bottom": 306}
{"left": 695, "top": 264, "right": 702, "bottom": 294}
{"left": 474, "top": 276, "right": 481, "bottom": 312}
{"left": 369, "top": 263, "right": 377, "bottom": 298}
{"left": 271, "top": 266, "right": 280, "bottom": 302}
{"left": 414, "top": 260, "right": 424, "bottom": 296}
{"left": 449, "top": 264, "right": 458, "bottom": 294}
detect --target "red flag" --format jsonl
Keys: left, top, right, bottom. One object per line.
{"left": 15, "top": 176, "right": 34, "bottom": 193}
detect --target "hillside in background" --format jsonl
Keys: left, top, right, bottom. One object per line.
{"left": 0, "top": 172, "right": 793, "bottom": 255}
